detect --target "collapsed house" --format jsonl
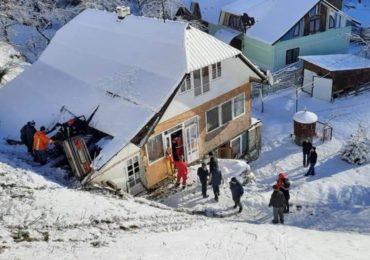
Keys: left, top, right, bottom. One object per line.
{"left": 0, "top": 9, "right": 266, "bottom": 195}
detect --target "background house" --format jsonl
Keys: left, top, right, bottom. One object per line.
{"left": 181, "top": 0, "right": 353, "bottom": 72}
{"left": 0, "top": 9, "right": 265, "bottom": 194}
{"left": 300, "top": 54, "right": 370, "bottom": 101}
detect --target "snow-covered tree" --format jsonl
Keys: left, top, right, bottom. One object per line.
{"left": 341, "top": 124, "right": 370, "bottom": 165}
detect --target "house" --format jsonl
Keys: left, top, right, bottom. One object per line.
{"left": 181, "top": 0, "right": 353, "bottom": 72}
{"left": 300, "top": 54, "right": 370, "bottom": 101}
{"left": 0, "top": 9, "right": 266, "bottom": 195}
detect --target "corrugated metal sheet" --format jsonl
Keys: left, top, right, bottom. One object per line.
{"left": 185, "top": 26, "right": 241, "bottom": 72}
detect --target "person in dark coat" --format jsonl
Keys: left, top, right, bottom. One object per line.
{"left": 20, "top": 121, "right": 36, "bottom": 156}
{"left": 302, "top": 140, "right": 312, "bottom": 167}
{"left": 197, "top": 162, "right": 209, "bottom": 198}
{"left": 280, "top": 178, "right": 291, "bottom": 213}
{"left": 229, "top": 177, "right": 244, "bottom": 213}
{"left": 269, "top": 184, "right": 286, "bottom": 224}
{"left": 210, "top": 163, "right": 223, "bottom": 202}
{"left": 208, "top": 152, "right": 218, "bottom": 173}
{"left": 305, "top": 146, "right": 317, "bottom": 176}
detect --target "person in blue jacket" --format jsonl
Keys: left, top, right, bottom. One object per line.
{"left": 210, "top": 162, "right": 223, "bottom": 202}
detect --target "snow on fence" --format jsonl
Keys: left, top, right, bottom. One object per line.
{"left": 316, "top": 121, "right": 333, "bottom": 143}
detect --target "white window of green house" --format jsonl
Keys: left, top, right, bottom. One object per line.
{"left": 147, "top": 133, "right": 164, "bottom": 163}
{"left": 126, "top": 155, "right": 141, "bottom": 187}
{"left": 194, "top": 66, "right": 210, "bottom": 96}
{"left": 206, "top": 93, "right": 245, "bottom": 132}
{"left": 180, "top": 74, "right": 192, "bottom": 93}
{"left": 212, "top": 62, "right": 221, "bottom": 79}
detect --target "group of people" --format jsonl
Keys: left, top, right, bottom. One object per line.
{"left": 197, "top": 152, "right": 244, "bottom": 213}
{"left": 269, "top": 172, "right": 291, "bottom": 224}
{"left": 20, "top": 121, "right": 54, "bottom": 165}
{"left": 268, "top": 140, "right": 318, "bottom": 224}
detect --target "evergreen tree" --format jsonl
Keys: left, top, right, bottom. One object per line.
{"left": 341, "top": 124, "right": 370, "bottom": 165}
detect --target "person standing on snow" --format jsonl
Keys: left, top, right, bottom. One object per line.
{"left": 269, "top": 184, "right": 286, "bottom": 224}
{"left": 33, "top": 126, "right": 54, "bottom": 165}
{"left": 276, "top": 172, "right": 291, "bottom": 213}
{"left": 229, "top": 177, "right": 244, "bottom": 213}
{"left": 20, "top": 121, "right": 36, "bottom": 156}
{"left": 208, "top": 152, "right": 218, "bottom": 173}
{"left": 210, "top": 162, "right": 223, "bottom": 202}
{"left": 302, "top": 140, "right": 312, "bottom": 167}
{"left": 174, "top": 155, "right": 188, "bottom": 189}
{"left": 305, "top": 146, "right": 317, "bottom": 176}
{"left": 197, "top": 162, "right": 209, "bottom": 198}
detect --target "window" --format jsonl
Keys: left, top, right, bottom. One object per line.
{"left": 180, "top": 74, "right": 191, "bottom": 93}
{"left": 126, "top": 155, "right": 141, "bottom": 187}
{"left": 309, "top": 18, "right": 320, "bottom": 34}
{"left": 329, "top": 15, "right": 336, "bottom": 29}
{"left": 286, "top": 48, "right": 300, "bottom": 65}
{"left": 194, "top": 66, "right": 210, "bottom": 96}
{"left": 206, "top": 93, "right": 246, "bottom": 132}
{"left": 206, "top": 107, "right": 219, "bottom": 132}
{"left": 227, "top": 14, "right": 244, "bottom": 31}
{"left": 231, "top": 131, "right": 248, "bottom": 158}
{"left": 292, "top": 22, "right": 300, "bottom": 37}
{"left": 308, "top": 5, "right": 320, "bottom": 34}
{"left": 202, "top": 67, "right": 210, "bottom": 93}
{"left": 221, "top": 100, "right": 232, "bottom": 124}
{"left": 233, "top": 94, "right": 245, "bottom": 118}
{"left": 147, "top": 133, "right": 164, "bottom": 163}
{"left": 212, "top": 62, "right": 222, "bottom": 79}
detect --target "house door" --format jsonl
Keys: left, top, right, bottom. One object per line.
{"left": 184, "top": 118, "right": 199, "bottom": 163}
{"left": 312, "top": 76, "right": 333, "bottom": 101}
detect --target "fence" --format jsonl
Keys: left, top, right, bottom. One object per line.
{"left": 316, "top": 121, "right": 333, "bottom": 143}
{"left": 252, "top": 61, "right": 303, "bottom": 99}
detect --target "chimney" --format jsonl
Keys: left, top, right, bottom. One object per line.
{"left": 116, "top": 6, "right": 130, "bottom": 20}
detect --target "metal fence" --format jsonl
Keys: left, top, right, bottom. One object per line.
{"left": 252, "top": 61, "right": 303, "bottom": 99}
{"left": 316, "top": 121, "right": 333, "bottom": 143}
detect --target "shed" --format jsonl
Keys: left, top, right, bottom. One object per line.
{"left": 300, "top": 54, "right": 370, "bottom": 101}
{"left": 293, "top": 110, "right": 318, "bottom": 145}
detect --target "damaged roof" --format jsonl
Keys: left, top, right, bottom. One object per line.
{"left": 0, "top": 9, "right": 250, "bottom": 169}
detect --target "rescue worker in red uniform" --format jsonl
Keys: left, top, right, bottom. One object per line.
{"left": 174, "top": 155, "right": 188, "bottom": 189}
{"left": 33, "top": 126, "right": 54, "bottom": 165}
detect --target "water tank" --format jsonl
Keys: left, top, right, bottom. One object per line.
{"left": 293, "top": 110, "right": 318, "bottom": 145}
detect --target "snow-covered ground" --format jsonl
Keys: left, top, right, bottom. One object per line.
{"left": 2, "top": 86, "right": 370, "bottom": 259}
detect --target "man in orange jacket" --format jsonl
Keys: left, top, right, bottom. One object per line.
{"left": 33, "top": 126, "right": 54, "bottom": 165}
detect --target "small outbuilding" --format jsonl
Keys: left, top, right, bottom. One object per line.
{"left": 300, "top": 54, "right": 370, "bottom": 101}
{"left": 293, "top": 110, "right": 318, "bottom": 145}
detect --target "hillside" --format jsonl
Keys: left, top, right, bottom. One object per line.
{"left": 1, "top": 86, "right": 370, "bottom": 259}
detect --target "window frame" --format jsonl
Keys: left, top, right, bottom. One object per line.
{"left": 126, "top": 155, "right": 141, "bottom": 188}
{"left": 329, "top": 15, "right": 336, "bottom": 29}
{"left": 146, "top": 133, "right": 165, "bottom": 165}
{"left": 205, "top": 93, "right": 246, "bottom": 133}
{"left": 194, "top": 66, "right": 211, "bottom": 97}
{"left": 286, "top": 48, "right": 300, "bottom": 65}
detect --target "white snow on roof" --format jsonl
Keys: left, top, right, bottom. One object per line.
{"left": 300, "top": 54, "right": 370, "bottom": 71}
{"left": 214, "top": 28, "right": 242, "bottom": 44}
{"left": 182, "top": 0, "right": 236, "bottom": 24}
{"left": 222, "top": 0, "right": 320, "bottom": 44}
{"left": 293, "top": 110, "right": 318, "bottom": 124}
{"left": 0, "top": 9, "right": 241, "bottom": 169}
{"left": 343, "top": 0, "right": 370, "bottom": 27}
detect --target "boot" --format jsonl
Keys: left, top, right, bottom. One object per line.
{"left": 238, "top": 205, "right": 243, "bottom": 213}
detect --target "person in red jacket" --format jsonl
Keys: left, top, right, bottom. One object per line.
{"left": 174, "top": 155, "right": 188, "bottom": 189}
{"left": 33, "top": 126, "right": 54, "bottom": 165}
